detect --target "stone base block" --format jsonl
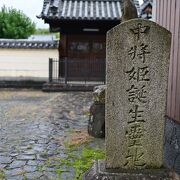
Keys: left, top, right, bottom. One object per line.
{"left": 83, "top": 160, "right": 174, "bottom": 180}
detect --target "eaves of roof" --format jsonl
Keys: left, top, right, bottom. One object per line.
{"left": 39, "top": 0, "right": 140, "bottom": 21}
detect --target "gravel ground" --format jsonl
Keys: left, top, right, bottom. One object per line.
{"left": 0, "top": 89, "right": 102, "bottom": 180}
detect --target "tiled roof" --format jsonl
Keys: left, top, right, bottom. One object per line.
{"left": 40, "top": 0, "right": 140, "bottom": 21}
{"left": 140, "top": 0, "right": 152, "bottom": 11}
{"left": 0, "top": 39, "right": 59, "bottom": 49}
{"left": 140, "top": 0, "right": 152, "bottom": 19}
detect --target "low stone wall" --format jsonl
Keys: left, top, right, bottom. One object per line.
{"left": 164, "top": 117, "right": 180, "bottom": 175}
{"left": 42, "top": 83, "right": 95, "bottom": 92}
{"left": 0, "top": 80, "right": 45, "bottom": 89}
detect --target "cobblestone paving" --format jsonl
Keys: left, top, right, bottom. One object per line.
{"left": 0, "top": 89, "right": 93, "bottom": 180}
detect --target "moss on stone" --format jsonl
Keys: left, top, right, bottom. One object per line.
{"left": 0, "top": 169, "right": 5, "bottom": 179}
{"left": 37, "top": 143, "right": 105, "bottom": 179}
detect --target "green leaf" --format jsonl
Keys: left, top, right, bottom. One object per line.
{"left": 0, "top": 5, "right": 36, "bottom": 39}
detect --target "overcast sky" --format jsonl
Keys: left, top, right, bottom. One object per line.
{"left": 0, "top": 0, "right": 144, "bottom": 29}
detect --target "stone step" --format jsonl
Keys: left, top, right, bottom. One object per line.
{"left": 42, "top": 82, "right": 96, "bottom": 92}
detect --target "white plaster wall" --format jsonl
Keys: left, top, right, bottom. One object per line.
{"left": 0, "top": 49, "right": 58, "bottom": 81}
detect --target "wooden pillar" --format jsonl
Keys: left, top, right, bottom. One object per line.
{"left": 59, "top": 34, "right": 68, "bottom": 78}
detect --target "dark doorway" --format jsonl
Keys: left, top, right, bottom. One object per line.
{"left": 60, "top": 34, "right": 106, "bottom": 81}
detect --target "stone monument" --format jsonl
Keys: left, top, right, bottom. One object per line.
{"left": 121, "top": 0, "right": 138, "bottom": 22}
{"left": 88, "top": 85, "right": 106, "bottom": 138}
{"left": 84, "top": 19, "right": 173, "bottom": 179}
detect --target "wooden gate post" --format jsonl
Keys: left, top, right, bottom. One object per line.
{"left": 49, "top": 58, "right": 53, "bottom": 82}
{"left": 65, "top": 57, "right": 68, "bottom": 84}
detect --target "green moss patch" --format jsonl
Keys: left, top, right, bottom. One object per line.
{"left": 38, "top": 143, "right": 105, "bottom": 180}
{"left": 0, "top": 169, "right": 5, "bottom": 180}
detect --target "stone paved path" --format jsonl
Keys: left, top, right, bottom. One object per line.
{"left": 0, "top": 89, "right": 93, "bottom": 180}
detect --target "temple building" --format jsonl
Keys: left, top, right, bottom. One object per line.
{"left": 39, "top": 0, "right": 140, "bottom": 87}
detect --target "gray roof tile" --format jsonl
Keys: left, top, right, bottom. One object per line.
{"left": 0, "top": 39, "right": 59, "bottom": 49}
{"left": 40, "top": 0, "right": 140, "bottom": 21}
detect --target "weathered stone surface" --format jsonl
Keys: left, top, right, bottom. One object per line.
{"left": 88, "top": 104, "right": 105, "bottom": 138}
{"left": 43, "top": 171, "right": 57, "bottom": 179}
{"left": 25, "top": 171, "right": 43, "bottom": 179}
{"left": 0, "top": 156, "right": 13, "bottom": 164}
{"left": 22, "top": 150, "right": 36, "bottom": 155}
{"left": 17, "top": 155, "right": 35, "bottom": 160}
{"left": 0, "top": 164, "right": 7, "bottom": 169}
{"left": 106, "top": 19, "right": 171, "bottom": 169}
{"left": 83, "top": 160, "right": 174, "bottom": 180}
{"left": 88, "top": 85, "right": 106, "bottom": 138}
{"left": 7, "top": 176, "right": 24, "bottom": 180}
{"left": 23, "top": 165, "right": 37, "bottom": 172}
{"left": 164, "top": 117, "right": 180, "bottom": 174}
{"left": 32, "top": 144, "right": 45, "bottom": 152}
{"left": 93, "top": 85, "right": 106, "bottom": 104}
{"left": 5, "top": 168, "right": 25, "bottom": 177}
{"left": 27, "top": 160, "right": 42, "bottom": 166}
{"left": 121, "top": 0, "right": 138, "bottom": 22}
{"left": 8, "top": 160, "right": 26, "bottom": 169}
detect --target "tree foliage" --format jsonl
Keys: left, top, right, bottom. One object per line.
{"left": 35, "top": 28, "right": 50, "bottom": 34}
{"left": 0, "top": 6, "right": 36, "bottom": 39}
{"left": 35, "top": 28, "right": 60, "bottom": 39}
